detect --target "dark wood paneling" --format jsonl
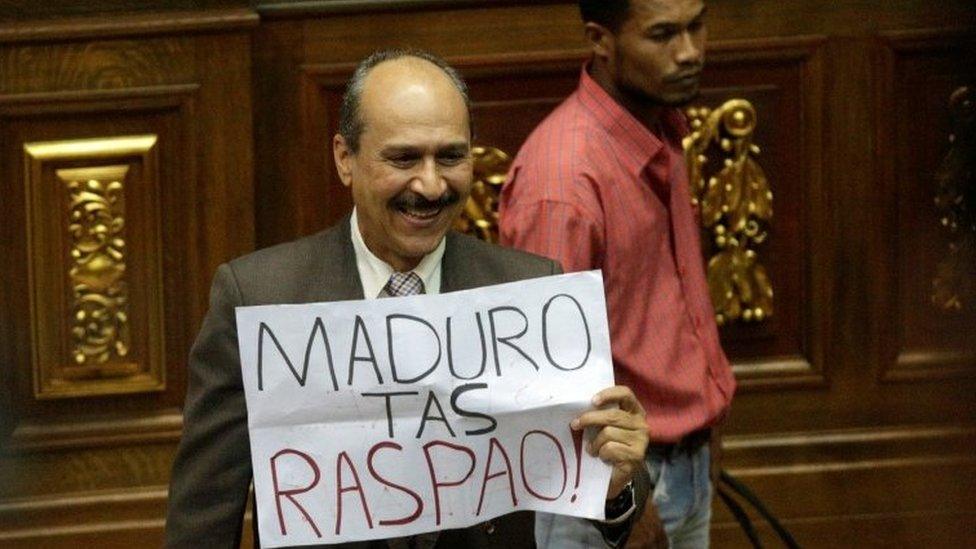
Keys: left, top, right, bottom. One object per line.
{"left": 0, "top": 87, "right": 194, "bottom": 453}
{"left": 698, "top": 37, "right": 828, "bottom": 390}
{"left": 0, "top": 0, "right": 974, "bottom": 547}
{"left": 0, "top": 10, "right": 255, "bottom": 545}
{"left": 877, "top": 31, "right": 976, "bottom": 383}
{"left": 248, "top": 4, "right": 974, "bottom": 548}
{"left": 0, "top": 2, "right": 249, "bottom": 24}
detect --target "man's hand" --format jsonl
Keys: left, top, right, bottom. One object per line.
{"left": 572, "top": 385, "right": 650, "bottom": 500}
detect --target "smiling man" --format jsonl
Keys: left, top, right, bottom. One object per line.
{"left": 165, "top": 50, "right": 652, "bottom": 548}
{"left": 500, "top": 1, "right": 736, "bottom": 548}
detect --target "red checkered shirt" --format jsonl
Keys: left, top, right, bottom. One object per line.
{"left": 499, "top": 67, "right": 736, "bottom": 441}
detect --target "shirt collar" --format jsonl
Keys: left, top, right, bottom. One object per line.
{"left": 350, "top": 208, "right": 444, "bottom": 298}
{"left": 575, "top": 64, "right": 689, "bottom": 177}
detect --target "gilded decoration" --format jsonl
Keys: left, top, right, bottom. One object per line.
{"left": 24, "top": 134, "right": 164, "bottom": 398}
{"left": 454, "top": 146, "right": 511, "bottom": 243}
{"left": 684, "top": 99, "right": 774, "bottom": 325}
{"left": 61, "top": 165, "right": 132, "bottom": 371}
{"left": 932, "top": 86, "right": 976, "bottom": 311}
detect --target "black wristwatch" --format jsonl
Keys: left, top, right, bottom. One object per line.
{"left": 604, "top": 480, "right": 635, "bottom": 521}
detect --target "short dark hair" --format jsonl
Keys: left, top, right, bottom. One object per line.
{"left": 578, "top": 0, "right": 631, "bottom": 32}
{"left": 338, "top": 48, "right": 472, "bottom": 153}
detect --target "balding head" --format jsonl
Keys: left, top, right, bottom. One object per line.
{"left": 338, "top": 49, "right": 472, "bottom": 153}
{"left": 332, "top": 51, "right": 475, "bottom": 273}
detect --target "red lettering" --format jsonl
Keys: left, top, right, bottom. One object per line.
{"left": 367, "top": 442, "right": 424, "bottom": 526}
{"left": 270, "top": 449, "right": 323, "bottom": 538}
{"left": 519, "top": 430, "right": 568, "bottom": 501}
{"left": 335, "top": 451, "right": 374, "bottom": 535}
{"left": 475, "top": 437, "right": 518, "bottom": 516}
{"left": 423, "top": 440, "right": 476, "bottom": 526}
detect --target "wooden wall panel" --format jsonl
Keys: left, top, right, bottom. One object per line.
{"left": 0, "top": 86, "right": 197, "bottom": 455}
{"left": 698, "top": 37, "right": 827, "bottom": 390}
{"left": 250, "top": 5, "right": 976, "bottom": 546}
{"left": 877, "top": 31, "right": 976, "bottom": 383}
{"left": 0, "top": 9, "right": 256, "bottom": 546}
{"left": 0, "top": 0, "right": 974, "bottom": 547}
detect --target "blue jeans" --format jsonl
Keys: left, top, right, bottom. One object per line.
{"left": 534, "top": 445, "right": 713, "bottom": 548}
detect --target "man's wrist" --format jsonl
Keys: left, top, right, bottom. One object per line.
{"left": 603, "top": 480, "right": 636, "bottom": 524}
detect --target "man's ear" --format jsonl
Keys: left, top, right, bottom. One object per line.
{"left": 333, "top": 134, "right": 354, "bottom": 188}
{"left": 584, "top": 22, "right": 615, "bottom": 61}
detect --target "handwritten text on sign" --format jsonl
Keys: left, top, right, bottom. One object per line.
{"left": 236, "top": 271, "right": 614, "bottom": 547}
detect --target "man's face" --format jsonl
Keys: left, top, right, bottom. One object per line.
{"left": 334, "top": 59, "right": 473, "bottom": 272}
{"left": 608, "top": 0, "right": 707, "bottom": 107}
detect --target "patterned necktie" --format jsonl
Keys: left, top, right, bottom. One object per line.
{"left": 381, "top": 271, "right": 425, "bottom": 297}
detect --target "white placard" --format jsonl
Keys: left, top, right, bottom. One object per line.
{"left": 236, "top": 271, "right": 614, "bottom": 547}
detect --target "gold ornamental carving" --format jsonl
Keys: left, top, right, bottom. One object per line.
{"left": 61, "top": 165, "right": 133, "bottom": 372}
{"left": 23, "top": 134, "right": 165, "bottom": 398}
{"left": 454, "top": 146, "right": 511, "bottom": 244}
{"left": 932, "top": 86, "right": 976, "bottom": 312}
{"left": 684, "top": 99, "right": 774, "bottom": 326}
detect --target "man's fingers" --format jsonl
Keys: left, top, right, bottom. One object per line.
{"left": 597, "top": 439, "right": 645, "bottom": 464}
{"left": 588, "top": 425, "right": 647, "bottom": 457}
{"left": 573, "top": 407, "right": 646, "bottom": 431}
{"left": 592, "top": 385, "right": 645, "bottom": 415}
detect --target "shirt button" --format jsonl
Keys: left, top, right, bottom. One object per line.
{"left": 694, "top": 316, "right": 702, "bottom": 328}
{"left": 484, "top": 521, "right": 496, "bottom": 535}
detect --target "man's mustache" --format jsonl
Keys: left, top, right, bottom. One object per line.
{"left": 392, "top": 190, "right": 462, "bottom": 210}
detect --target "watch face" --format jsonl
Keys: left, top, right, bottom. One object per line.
{"left": 607, "top": 481, "right": 635, "bottom": 517}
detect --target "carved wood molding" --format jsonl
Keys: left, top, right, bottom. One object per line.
{"left": 685, "top": 99, "right": 774, "bottom": 327}
{"left": 0, "top": 84, "right": 201, "bottom": 111}
{"left": 701, "top": 36, "right": 829, "bottom": 391}
{"left": 257, "top": 0, "right": 564, "bottom": 19}
{"left": 0, "top": 8, "right": 258, "bottom": 45}
{"left": 0, "top": 486, "right": 168, "bottom": 542}
{"left": 876, "top": 30, "right": 976, "bottom": 383}
{"left": 723, "top": 424, "right": 976, "bottom": 469}
{"left": 4, "top": 413, "right": 183, "bottom": 454}
{"left": 1, "top": 83, "right": 198, "bottom": 449}
{"left": 24, "top": 135, "right": 167, "bottom": 400}
{"left": 931, "top": 86, "right": 975, "bottom": 313}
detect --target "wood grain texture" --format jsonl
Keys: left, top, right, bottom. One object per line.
{"left": 1, "top": 0, "right": 975, "bottom": 547}
{"left": 0, "top": 38, "right": 194, "bottom": 94}
{"left": 0, "top": 86, "right": 195, "bottom": 452}
{"left": 0, "top": 8, "right": 258, "bottom": 45}
{"left": 24, "top": 137, "right": 166, "bottom": 400}
{"left": 0, "top": 19, "right": 255, "bottom": 546}
{"left": 875, "top": 30, "right": 976, "bottom": 383}
{"left": 699, "top": 36, "right": 829, "bottom": 391}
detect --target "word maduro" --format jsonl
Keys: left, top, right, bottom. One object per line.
{"left": 255, "top": 293, "right": 593, "bottom": 391}
{"left": 269, "top": 429, "right": 584, "bottom": 538}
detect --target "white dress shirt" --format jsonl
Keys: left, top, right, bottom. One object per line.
{"left": 350, "top": 208, "right": 444, "bottom": 298}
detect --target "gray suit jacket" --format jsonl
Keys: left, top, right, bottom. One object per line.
{"left": 165, "top": 219, "right": 646, "bottom": 548}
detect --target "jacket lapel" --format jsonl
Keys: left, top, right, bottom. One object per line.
{"left": 306, "top": 215, "right": 366, "bottom": 303}
{"left": 440, "top": 231, "right": 476, "bottom": 294}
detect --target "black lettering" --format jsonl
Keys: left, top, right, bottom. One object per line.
{"left": 387, "top": 314, "right": 441, "bottom": 384}
{"left": 349, "top": 315, "right": 384, "bottom": 386}
{"left": 362, "top": 391, "right": 420, "bottom": 438}
{"left": 446, "top": 313, "right": 488, "bottom": 380}
{"left": 488, "top": 306, "right": 539, "bottom": 376}
{"left": 450, "top": 383, "right": 497, "bottom": 436}
{"left": 541, "top": 294, "right": 592, "bottom": 371}
{"left": 416, "top": 391, "right": 457, "bottom": 439}
{"left": 257, "top": 318, "right": 338, "bottom": 391}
